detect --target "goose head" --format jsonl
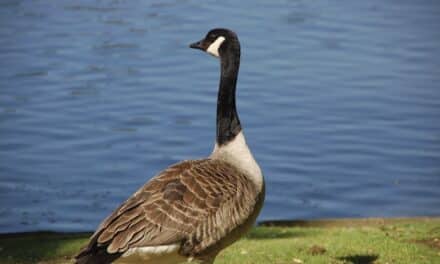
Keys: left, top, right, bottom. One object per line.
{"left": 189, "top": 28, "right": 239, "bottom": 58}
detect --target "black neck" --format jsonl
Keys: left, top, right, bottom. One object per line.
{"left": 216, "top": 40, "right": 241, "bottom": 146}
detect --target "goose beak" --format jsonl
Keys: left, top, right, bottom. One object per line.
{"left": 189, "top": 40, "right": 204, "bottom": 50}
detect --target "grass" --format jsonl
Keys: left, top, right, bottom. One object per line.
{"left": 0, "top": 217, "right": 439, "bottom": 264}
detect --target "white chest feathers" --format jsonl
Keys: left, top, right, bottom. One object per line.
{"left": 211, "top": 131, "right": 263, "bottom": 191}
{"left": 117, "top": 244, "right": 188, "bottom": 264}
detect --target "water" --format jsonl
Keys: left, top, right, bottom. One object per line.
{"left": 1, "top": 0, "right": 439, "bottom": 233}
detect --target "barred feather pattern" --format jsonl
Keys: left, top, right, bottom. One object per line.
{"left": 75, "top": 158, "right": 261, "bottom": 263}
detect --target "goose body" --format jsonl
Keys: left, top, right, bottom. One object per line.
{"left": 75, "top": 28, "right": 264, "bottom": 264}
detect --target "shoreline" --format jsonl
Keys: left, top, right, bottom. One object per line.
{"left": 259, "top": 216, "right": 440, "bottom": 227}
{"left": 1, "top": 216, "right": 438, "bottom": 238}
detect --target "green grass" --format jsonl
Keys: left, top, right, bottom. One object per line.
{"left": 0, "top": 232, "right": 88, "bottom": 264}
{"left": 1, "top": 218, "right": 439, "bottom": 264}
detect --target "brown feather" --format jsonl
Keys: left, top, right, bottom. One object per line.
{"left": 76, "top": 159, "right": 261, "bottom": 261}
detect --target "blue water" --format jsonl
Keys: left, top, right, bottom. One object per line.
{"left": 1, "top": 0, "right": 439, "bottom": 233}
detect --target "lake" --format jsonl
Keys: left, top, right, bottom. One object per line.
{"left": 0, "top": 0, "right": 439, "bottom": 233}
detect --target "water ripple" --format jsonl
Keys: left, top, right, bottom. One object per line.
{"left": 0, "top": 0, "right": 439, "bottom": 233}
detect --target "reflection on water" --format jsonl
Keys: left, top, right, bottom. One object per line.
{"left": 0, "top": 0, "right": 439, "bottom": 232}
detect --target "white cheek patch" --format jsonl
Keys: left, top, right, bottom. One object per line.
{"left": 206, "top": 36, "right": 225, "bottom": 57}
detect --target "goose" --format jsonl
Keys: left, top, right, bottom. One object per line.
{"left": 75, "top": 28, "right": 265, "bottom": 264}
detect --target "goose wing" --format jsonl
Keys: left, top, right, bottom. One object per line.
{"left": 76, "top": 159, "right": 260, "bottom": 261}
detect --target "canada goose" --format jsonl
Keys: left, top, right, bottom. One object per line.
{"left": 75, "top": 28, "right": 264, "bottom": 264}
